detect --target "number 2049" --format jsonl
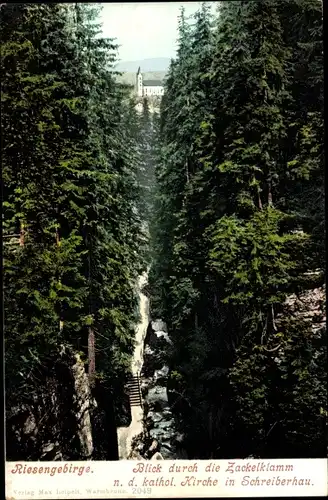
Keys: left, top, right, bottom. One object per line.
{"left": 132, "top": 487, "right": 152, "bottom": 495}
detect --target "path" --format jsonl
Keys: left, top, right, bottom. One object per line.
{"left": 117, "top": 271, "right": 149, "bottom": 459}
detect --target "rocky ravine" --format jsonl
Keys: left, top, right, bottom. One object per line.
{"left": 117, "top": 272, "right": 149, "bottom": 460}
{"left": 130, "top": 319, "right": 187, "bottom": 460}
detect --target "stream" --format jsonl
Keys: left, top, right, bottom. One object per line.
{"left": 117, "top": 271, "right": 149, "bottom": 459}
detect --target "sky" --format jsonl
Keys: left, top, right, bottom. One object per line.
{"left": 99, "top": 2, "right": 217, "bottom": 62}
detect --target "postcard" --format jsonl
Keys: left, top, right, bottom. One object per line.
{"left": 2, "top": 1, "right": 326, "bottom": 499}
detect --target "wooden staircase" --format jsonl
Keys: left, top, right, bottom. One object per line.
{"left": 128, "top": 374, "right": 142, "bottom": 407}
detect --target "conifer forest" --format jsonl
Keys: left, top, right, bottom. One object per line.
{"left": 2, "top": 1, "right": 326, "bottom": 461}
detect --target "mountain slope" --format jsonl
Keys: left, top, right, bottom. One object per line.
{"left": 115, "top": 57, "right": 171, "bottom": 72}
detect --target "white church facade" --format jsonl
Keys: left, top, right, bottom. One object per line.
{"left": 136, "top": 67, "right": 164, "bottom": 97}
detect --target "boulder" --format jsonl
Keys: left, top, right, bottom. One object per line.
{"left": 151, "top": 319, "right": 167, "bottom": 332}
{"left": 175, "top": 432, "right": 185, "bottom": 443}
{"left": 146, "top": 387, "right": 168, "bottom": 411}
{"left": 142, "top": 343, "right": 166, "bottom": 378}
{"left": 147, "top": 411, "right": 164, "bottom": 424}
{"left": 154, "top": 331, "right": 172, "bottom": 344}
{"left": 148, "top": 439, "right": 159, "bottom": 454}
{"left": 154, "top": 366, "right": 169, "bottom": 385}
{"left": 144, "top": 320, "right": 172, "bottom": 352}
{"left": 159, "top": 443, "right": 176, "bottom": 459}
{"left": 23, "top": 414, "right": 36, "bottom": 436}
{"left": 144, "top": 345, "right": 154, "bottom": 356}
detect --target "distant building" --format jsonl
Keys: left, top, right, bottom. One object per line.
{"left": 136, "top": 67, "right": 164, "bottom": 97}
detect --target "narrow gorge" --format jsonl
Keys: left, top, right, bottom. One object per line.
{"left": 117, "top": 272, "right": 149, "bottom": 460}
{"left": 3, "top": 1, "right": 325, "bottom": 465}
{"left": 116, "top": 271, "right": 185, "bottom": 461}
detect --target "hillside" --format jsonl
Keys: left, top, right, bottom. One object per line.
{"left": 115, "top": 57, "right": 171, "bottom": 72}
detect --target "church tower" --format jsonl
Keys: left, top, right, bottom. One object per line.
{"left": 136, "top": 66, "right": 143, "bottom": 97}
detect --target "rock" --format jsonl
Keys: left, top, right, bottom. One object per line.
{"left": 151, "top": 452, "right": 163, "bottom": 460}
{"left": 147, "top": 334, "right": 169, "bottom": 352}
{"left": 159, "top": 445, "right": 176, "bottom": 459}
{"left": 152, "top": 320, "right": 167, "bottom": 333}
{"left": 162, "top": 431, "right": 174, "bottom": 441}
{"left": 282, "top": 285, "right": 326, "bottom": 335}
{"left": 154, "top": 366, "right": 169, "bottom": 384}
{"left": 23, "top": 414, "right": 36, "bottom": 435}
{"left": 149, "top": 428, "right": 173, "bottom": 441}
{"left": 161, "top": 442, "right": 173, "bottom": 451}
{"left": 144, "top": 320, "right": 171, "bottom": 352}
{"left": 174, "top": 432, "right": 185, "bottom": 443}
{"left": 144, "top": 345, "right": 154, "bottom": 356}
{"left": 162, "top": 409, "right": 173, "bottom": 418}
{"left": 40, "top": 442, "right": 60, "bottom": 460}
{"left": 148, "top": 439, "right": 159, "bottom": 453}
{"left": 146, "top": 387, "right": 168, "bottom": 410}
{"left": 71, "top": 353, "right": 94, "bottom": 457}
{"left": 156, "top": 419, "right": 174, "bottom": 430}
{"left": 140, "top": 377, "right": 152, "bottom": 391}
{"left": 42, "top": 443, "right": 55, "bottom": 454}
{"left": 129, "top": 449, "right": 143, "bottom": 460}
{"left": 154, "top": 331, "right": 172, "bottom": 344}
{"left": 148, "top": 411, "right": 164, "bottom": 424}
{"left": 149, "top": 428, "right": 159, "bottom": 439}
{"left": 142, "top": 343, "right": 166, "bottom": 378}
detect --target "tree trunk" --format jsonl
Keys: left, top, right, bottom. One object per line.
{"left": 195, "top": 312, "right": 198, "bottom": 329}
{"left": 56, "top": 227, "right": 60, "bottom": 247}
{"left": 19, "top": 222, "right": 25, "bottom": 246}
{"left": 88, "top": 326, "right": 96, "bottom": 387}
{"left": 258, "top": 189, "right": 263, "bottom": 210}
{"left": 208, "top": 409, "right": 214, "bottom": 458}
{"left": 267, "top": 173, "right": 273, "bottom": 206}
{"left": 186, "top": 158, "right": 189, "bottom": 184}
{"left": 56, "top": 226, "right": 63, "bottom": 332}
